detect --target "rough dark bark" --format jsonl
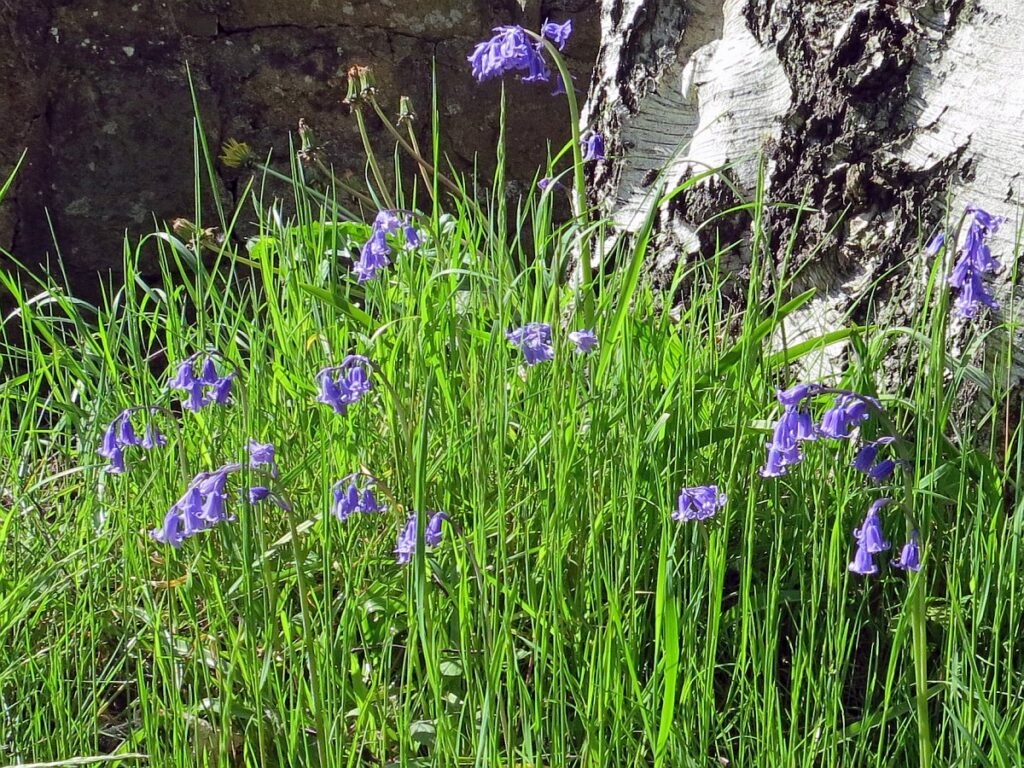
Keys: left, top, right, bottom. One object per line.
{"left": 583, "top": 0, "right": 1024, "bottom": 385}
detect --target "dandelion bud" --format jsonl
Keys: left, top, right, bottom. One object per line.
{"left": 219, "top": 138, "right": 254, "bottom": 169}
{"left": 343, "top": 65, "right": 376, "bottom": 110}
{"left": 397, "top": 96, "right": 417, "bottom": 127}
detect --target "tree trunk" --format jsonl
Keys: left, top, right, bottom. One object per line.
{"left": 582, "top": 0, "right": 1024, "bottom": 385}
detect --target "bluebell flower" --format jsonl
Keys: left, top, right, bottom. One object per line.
{"left": 354, "top": 229, "right": 391, "bottom": 282}
{"left": 151, "top": 507, "right": 186, "bottom": 548}
{"left": 394, "top": 513, "right": 418, "bottom": 564}
{"left": 468, "top": 26, "right": 550, "bottom": 84}
{"left": 854, "top": 498, "right": 891, "bottom": 554}
{"left": 541, "top": 19, "right": 573, "bottom": 50}
{"left": 848, "top": 542, "right": 879, "bottom": 576}
{"left": 178, "top": 486, "right": 212, "bottom": 538}
{"left": 374, "top": 209, "right": 402, "bottom": 236}
{"left": 360, "top": 487, "right": 384, "bottom": 514}
{"left": 538, "top": 177, "right": 560, "bottom": 192}
{"left": 316, "top": 372, "right": 342, "bottom": 410}
{"left": 140, "top": 423, "right": 167, "bottom": 450}
{"left": 394, "top": 510, "right": 448, "bottom": 564}
{"left": 951, "top": 261, "right": 999, "bottom": 318}
{"left": 521, "top": 47, "right": 551, "bottom": 83}
{"left": 332, "top": 482, "right": 361, "bottom": 522}
{"left": 925, "top": 232, "right": 945, "bottom": 257}
{"left": 248, "top": 439, "right": 278, "bottom": 477}
{"left": 403, "top": 222, "right": 421, "bottom": 249}
{"left": 199, "top": 470, "right": 231, "bottom": 524}
{"left": 867, "top": 458, "right": 901, "bottom": 483}
{"left": 759, "top": 384, "right": 819, "bottom": 477}
{"left": 208, "top": 372, "right": 236, "bottom": 405}
{"left": 107, "top": 445, "right": 126, "bottom": 474}
{"left": 847, "top": 488, "right": 894, "bottom": 578}
{"left": 777, "top": 383, "right": 821, "bottom": 407}
{"left": 331, "top": 474, "right": 385, "bottom": 522}
{"left": 819, "top": 393, "right": 872, "bottom": 439}
{"left": 316, "top": 355, "right": 374, "bottom": 415}
{"left": 199, "top": 357, "right": 220, "bottom": 385}
{"left": 247, "top": 440, "right": 274, "bottom": 466}
{"left": 760, "top": 413, "right": 805, "bottom": 478}
{"left": 506, "top": 322, "right": 554, "bottom": 366}
{"left": 568, "top": 329, "right": 598, "bottom": 354}
{"left": 246, "top": 486, "right": 291, "bottom": 511}
{"left": 151, "top": 463, "right": 252, "bottom": 547}
{"left": 673, "top": 486, "right": 727, "bottom": 522}
{"left": 948, "top": 206, "right": 1002, "bottom": 319}
{"left": 968, "top": 205, "right": 1004, "bottom": 233}
{"left": 169, "top": 360, "right": 208, "bottom": 412}
{"left": 891, "top": 530, "right": 922, "bottom": 572}
{"left": 425, "top": 511, "right": 449, "bottom": 547}
{"left": 581, "top": 131, "right": 605, "bottom": 162}
{"left": 851, "top": 436, "right": 895, "bottom": 473}
{"left": 117, "top": 416, "right": 141, "bottom": 447}
{"left": 169, "top": 354, "right": 236, "bottom": 411}
{"left": 339, "top": 365, "right": 372, "bottom": 402}
{"left": 97, "top": 419, "right": 125, "bottom": 474}
{"left": 962, "top": 221, "right": 1001, "bottom": 271}
{"left": 98, "top": 407, "right": 166, "bottom": 473}
{"left": 352, "top": 209, "right": 421, "bottom": 283}
{"left": 248, "top": 486, "right": 272, "bottom": 504}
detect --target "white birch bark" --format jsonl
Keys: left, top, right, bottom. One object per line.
{"left": 583, "top": 0, "right": 1024, "bottom": 388}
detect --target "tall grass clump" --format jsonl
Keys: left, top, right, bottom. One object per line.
{"left": 1, "top": 20, "right": 1022, "bottom": 768}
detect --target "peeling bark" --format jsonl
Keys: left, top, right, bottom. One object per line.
{"left": 584, "top": 0, "right": 1024, "bottom": 389}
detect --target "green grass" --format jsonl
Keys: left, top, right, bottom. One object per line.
{"left": 1, "top": 71, "right": 1022, "bottom": 768}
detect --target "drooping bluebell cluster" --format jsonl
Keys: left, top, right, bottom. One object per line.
{"left": 819, "top": 393, "right": 875, "bottom": 439}
{"left": 852, "top": 436, "right": 902, "bottom": 483}
{"left": 354, "top": 209, "right": 420, "bottom": 283}
{"left": 506, "top": 323, "right": 600, "bottom": 365}
{"left": 331, "top": 474, "right": 385, "bottom": 522}
{"left": 151, "top": 465, "right": 236, "bottom": 548}
{"left": 97, "top": 407, "right": 167, "bottom": 473}
{"left": 394, "top": 511, "right": 449, "bottom": 564}
{"left": 507, "top": 322, "right": 555, "bottom": 366}
{"left": 935, "top": 206, "right": 1003, "bottom": 319}
{"left": 151, "top": 440, "right": 285, "bottom": 547}
{"left": 467, "top": 21, "right": 574, "bottom": 85}
{"left": 168, "top": 352, "right": 237, "bottom": 412}
{"left": 316, "top": 355, "right": 374, "bottom": 414}
{"left": 581, "top": 131, "right": 605, "bottom": 162}
{"left": 760, "top": 384, "right": 821, "bottom": 478}
{"left": 674, "top": 485, "right": 727, "bottom": 522}
{"left": 760, "top": 385, "right": 893, "bottom": 478}
{"left": 568, "top": 329, "right": 598, "bottom": 354}
{"left": 848, "top": 499, "right": 892, "bottom": 576}
{"left": 757, "top": 384, "right": 921, "bottom": 576}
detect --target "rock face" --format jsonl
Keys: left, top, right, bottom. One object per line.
{"left": 0, "top": 0, "right": 598, "bottom": 301}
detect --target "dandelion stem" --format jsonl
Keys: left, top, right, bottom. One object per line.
{"left": 353, "top": 107, "right": 395, "bottom": 210}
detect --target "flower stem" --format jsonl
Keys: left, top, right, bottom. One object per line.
{"left": 353, "top": 107, "right": 395, "bottom": 210}
{"left": 529, "top": 33, "right": 594, "bottom": 326}
{"left": 366, "top": 96, "right": 466, "bottom": 201}
{"left": 909, "top": 567, "right": 932, "bottom": 768}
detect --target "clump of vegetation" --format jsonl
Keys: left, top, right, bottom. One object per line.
{"left": 0, "top": 21, "right": 1021, "bottom": 768}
